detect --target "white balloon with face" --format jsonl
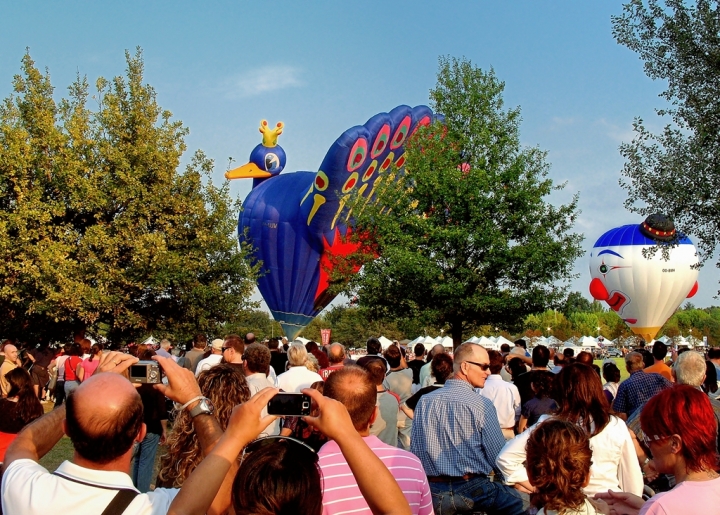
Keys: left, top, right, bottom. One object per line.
{"left": 589, "top": 224, "right": 699, "bottom": 342}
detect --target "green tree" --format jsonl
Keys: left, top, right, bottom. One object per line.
{"left": 342, "top": 57, "right": 583, "bottom": 348}
{"left": 612, "top": 1, "right": 720, "bottom": 292}
{"left": 0, "top": 50, "right": 257, "bottom": 343}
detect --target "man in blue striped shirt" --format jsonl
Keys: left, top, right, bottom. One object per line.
{"left": 410, "top": 343, "right": 525, "bottom": 515}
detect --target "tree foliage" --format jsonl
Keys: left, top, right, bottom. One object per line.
{"left": 341, "top": 57, "right": 583, "bottom": 347}
{"left": 612, "top": 0, "right": 720, "bottom": 291}
{"left": 0, "top": 50, "right": 257, "bottom": 343}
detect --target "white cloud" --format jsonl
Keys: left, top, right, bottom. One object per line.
{"left": 596, "top": 118, "right": 636, "bottom": 144}
{"left": 223, "top": 65, "right": 303, "bottom": 98}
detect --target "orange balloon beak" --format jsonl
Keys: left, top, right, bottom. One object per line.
{"left": 225, "top": 162, "right": 272, "bottom": 180}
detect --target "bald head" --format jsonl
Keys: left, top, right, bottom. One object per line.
{"left": 65, "top": 374, "right": 143, "bottom": 464}
{"left": 3, "top": 344, "right": 18, "bottom": 362}
{"left": 328, "top": 343, "right": 346, "bottom": 365}
{"left": 324, "top": 366, "right": 377, "bottom": 432}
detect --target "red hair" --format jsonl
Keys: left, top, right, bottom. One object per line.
{"left": 640, "top": 385, "right": 718, "bottom": 473}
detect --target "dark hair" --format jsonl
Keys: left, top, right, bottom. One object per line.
{"left": 708, "top": 347, "right": 720, "bottom": 360}
{"left": 515, "top": 339, "right": 527, "bottom": 349}
{"left": 530, "top": 372, "right": 554, "bottom": 399}
{"left": 138, "top": 348, "right": 156, "bottom": 361}
{"left": 487, "top": 350, "right": 504, "bottom": 375}
{"left": 563, "top": 348, "right": 575, "bottom": 358}
{"left": 526, "top": 418, "right": 592, "bottom": 513}
{"left": 5, "top": 368, "right": 43, "bottom": 426}
{"left": 507, "top": 357, "right": 526, "bottom": 381}
{"left": 431, "top": 353, "right": 454, "bottom": 384}
{"left": 362, "top": 358, "right": 386, "bottom": 386}
{"left": 576, "top": 351, "right": 593, "bottom": 365}
{"left": 554, "top": 363, "right": 611, "bottom": 437}
{"left": 640, "top": 349, "right": 654, "bottom": 369}
{"left": 532, "top": 345, "right": 550, "bottom": 368}
{"left": 225, "top": 334, "right": 244, "bottom": 353}
{"left": 244, "top": 333, "right": 256, "bottom": 345}
{"left": 324, "top": 366, "right": 377, "bottom": 431}
{"left": 245, "top": 343, "right": 271, "bottom": 375}
{"left": 602, "top": 362, "right": 621, "bottom": 384}
{"left": 79, "top": 338, "right": 92, "bottom": 356}
{"left": 232, "top": 439, "right": 321, "bottom": 515}
{"left": 65, "top": 389, "right": 144, "bottom": 464}
{"left": 384, "top": 345, "right": 402, "bottom": 368}
{"left": 652, "top": 341, "right": 668, "bottom": 361}
{"left": 366, "top": 337, "right": 381, "bottom": 355}
{"left": 268, "top": 338, "right": 279, "bottom": 350}
{"left": 413, "top": 344, "right": 425, "bottom": 357}
{"left": 641, "top": 385, "right": 717, "bottom": 474}
{"left": 193, "top": 334, "right": 208, "bottom": 349}
{"left": 500, "top": 343, "right": 511, "bottom": 353}
{"left": 66, "top": 343, "right": 82, "bottom": 357}
{"left": 305, "top": 341, "right": 319, "bottom": 353}
{"left": 703, "top": 360, "right": 718, "bottom": 394}
{"left": 88, "top": 343, "right": 104, "bottom": 362}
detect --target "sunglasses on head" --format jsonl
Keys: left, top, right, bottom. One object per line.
{"left": 240, "top": 435, "right": 316, "bottom": 465}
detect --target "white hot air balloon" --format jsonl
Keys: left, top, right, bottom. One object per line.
{"left": 588, "top": 215, "right": 699, "bottom": 342}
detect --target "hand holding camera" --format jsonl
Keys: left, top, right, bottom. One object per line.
{"left": 152, "top": 355, "right": 203, "bottom": 408}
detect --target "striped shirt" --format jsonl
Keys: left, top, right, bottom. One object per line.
{"left": 318, "top": 435, "right": 433, "bottom": 515}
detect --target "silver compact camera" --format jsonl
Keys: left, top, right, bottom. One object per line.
{"left": 129, "top": 360, "right": 163, "bottom": 384}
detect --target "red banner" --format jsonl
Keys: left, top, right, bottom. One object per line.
{"left": 321, "top": 329, "right": 332, "bottom": 346}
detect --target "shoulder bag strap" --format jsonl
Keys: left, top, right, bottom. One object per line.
{"left": 101, "top": 489, "right": 139, "bottom": 515}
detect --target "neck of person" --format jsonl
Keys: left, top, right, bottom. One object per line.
{"left": 72, "top": 448, "right": 133, "bottom": 474}
{"left": 389, "top": 366, "right": 403, "bottom": 372}
{"left": 531, "top": 366, "right": 548, "bottom": 371}
{"left": 675, "top": 460, "right": 718, "bottom": 484}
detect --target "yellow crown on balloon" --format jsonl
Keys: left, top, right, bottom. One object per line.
{"left": 259, "top": 120, "right": 284, "bottom": 147}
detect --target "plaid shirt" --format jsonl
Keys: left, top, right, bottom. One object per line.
{"left": 612, "top": 371, "right": 672, "bottom": 418}
{"left": 410, "top": 379, "right": 506, "bottom": 477}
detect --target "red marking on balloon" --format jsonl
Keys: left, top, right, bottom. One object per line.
{"left": 623, "top": 318, "right": 637, "bottom": 324}
{"left": 687, "top": 281, "right": 699, "bottom": 298}
{"left": 607, "top": 292, "right": 626, "bottom": 312}
{"left": 382, "top": 157, "right": 391, "bottom": 169}
{"left": 395, "top": 155, "right": 405, "bottom": 168}
{"left": 354, "top": 153, "right": 363, "bottom": 164}
{"left": 316, "top": 177, "right": 325, "bottom": 188}
{"left": 347, "top": 178, "right": 355, "bottom": 188}
{"left": 589, "top": 278, "right": 609, "bottom": 301}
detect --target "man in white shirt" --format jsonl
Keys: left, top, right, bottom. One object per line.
{"left": 195, "top": 339, "right": 224, "bottom": 376}
{"left": 243, "top": 343, "right": 280, "bottom": 436}
{"left": 477, "top": 349, "right": 520, "bottom": 440}
{"left": 1, "top": 352, "right": 231, "bottom": 515}
{"left": 276, "top": 342, "right": 323, "bottom": 392}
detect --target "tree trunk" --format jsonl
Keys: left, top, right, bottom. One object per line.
{"left": 451, "top": 323, "right": 463, "bottom": 351}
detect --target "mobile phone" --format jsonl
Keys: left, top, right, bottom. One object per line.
{"left": 267, "top": 393, "right": 311, "bottom": 417}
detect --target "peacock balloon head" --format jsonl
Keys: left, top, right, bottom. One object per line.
{"left": 225, "top": 120, "right": 287, "bottom": 186}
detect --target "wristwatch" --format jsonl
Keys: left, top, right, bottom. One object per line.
{"left": 188, "top": 397, "right": 215, "bottom": 418}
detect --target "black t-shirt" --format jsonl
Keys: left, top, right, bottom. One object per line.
{"left": 514, "top": 370, "right": 554, "bottom": 407}
{"left": 137, "top": 384, "right": 168, "bottom": 435}
{"left": 270, "top": 352, "right": 288, "bottom": 375}
{"left": 407, "top": 359, "right": 425, "bottom": 384}
{"left": 405, "top": 384, "right": 443, "bottom": 411}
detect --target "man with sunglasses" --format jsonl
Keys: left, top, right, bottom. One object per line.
{"left": 410, "top": 343, "right": 525, "bottom": 515}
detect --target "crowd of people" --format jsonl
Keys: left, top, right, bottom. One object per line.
{"left": 0, "top": 334, "right": 719, "bottom": 515}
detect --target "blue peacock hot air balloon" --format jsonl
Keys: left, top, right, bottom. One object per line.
{"left": 226, "top": 106, "right": 437, "bottom": 339}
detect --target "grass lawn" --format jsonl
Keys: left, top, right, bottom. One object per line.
{"left": 593, "top": 357, "right": 629, "bottom": 382}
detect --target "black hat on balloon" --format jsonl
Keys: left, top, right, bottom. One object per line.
{"left": 639, "top": 214, "right": 679, "bottom": 243}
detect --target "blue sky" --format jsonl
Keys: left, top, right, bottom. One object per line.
{"left": 2, "top": 1, "right": 717, "bottom": 311}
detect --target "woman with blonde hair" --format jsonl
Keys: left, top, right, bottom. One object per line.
{"left": 156, "top": 364, "right": 251, "bottom": 487}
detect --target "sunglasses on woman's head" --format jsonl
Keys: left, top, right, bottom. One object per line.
{"left": 240, "top": 436, "right": 316, "bottom": 465}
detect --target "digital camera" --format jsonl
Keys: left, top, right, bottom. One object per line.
{"left": 129, "top": 360, "right": 162, "bottom": 384}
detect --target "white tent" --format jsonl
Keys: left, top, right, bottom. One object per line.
{"left": 477, "top": 336, "right": 499, "bottom": 350}
{"left": 544, "top": 335, "right": 562, "bottom": 347}
{"left": 437, "top": 336, "right": 453, "bottom": 349}
{"left": 141, "top": 336, "right": 157, "bottom": 347}
{"left": 422, "top": 336, "right": 439, "bottom": 351}
{"left": 495, "top": 336, "right": 514, "bottom": 348}
{"left": 378, "top": 336, "right": 394, "bottom": 350}
{"left": 409, "top": 336, "right": 425, "bottom": 346}
{"left": 463, "top": 336, "right": 480, "bottom": 344}
{"left": 577, "top": 336, "right": 599, "bottom": 348}
{"left": 293, "top": 337, "right": 310, "bottom": 345}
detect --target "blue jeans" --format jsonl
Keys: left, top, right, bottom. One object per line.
{"left": 429, "top": 475, "right": 525, "bottom": 515}
{"left": 131, "top": 432, "right": 161, "bottom": 492}
{"left": 64, "top": 380, "right": 79, "bottom": 398}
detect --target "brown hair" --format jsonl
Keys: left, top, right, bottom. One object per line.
{"left": 224, "top": 334, "right": 244, "bottom": 353}
{"left": 384, "top": 345, "right": 402, "bottom": 368}
{"left": 157, "top": 364, "right": 251, "bottom": 487}
{"left": 244, "top": 343, "right": 271, "bottom": 375}
{"left": 324, "top": 366, "right": 377, "bottom": 432}
{"left": 5, "top": 367, "right": 43, "bottom": 426}
{"left": 487, "top": 350, "right": 504, "bottom": 375}
{"left": 431, "top": 353, "right": 454, "bottom": 384}
{"left": 526, "top": 418, "right": 592, "bottom": 513}
{"left": 554, "top": 363, "right": 611, "bottom": 437}
{"left": 361, "top": 358, "right": 386, "bottom": 386}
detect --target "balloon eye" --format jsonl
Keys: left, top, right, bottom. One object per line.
{"left": 265, "top": 153, "right": 280, "bottom": 171}
{"left": 599, "top": 264, "right": 608, "bottom": 274}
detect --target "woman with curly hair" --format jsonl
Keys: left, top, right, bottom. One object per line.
{"left": 497, "top": 363, "right": 643, "bottom": 498}
{"left": 156, "top": 363, "right": 251, "bottom": 487}
{"left": 0, "top": 368, "right": 44, "bottom": 462}
{"left": 526, "top": 418, "right": 608, "bottom": 514}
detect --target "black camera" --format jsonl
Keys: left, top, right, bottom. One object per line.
{"left": 129, "top": 360, "right": 163, "bottom": 384}
{"left": 267, "top": 393, "right": 311, "bottom": 417}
